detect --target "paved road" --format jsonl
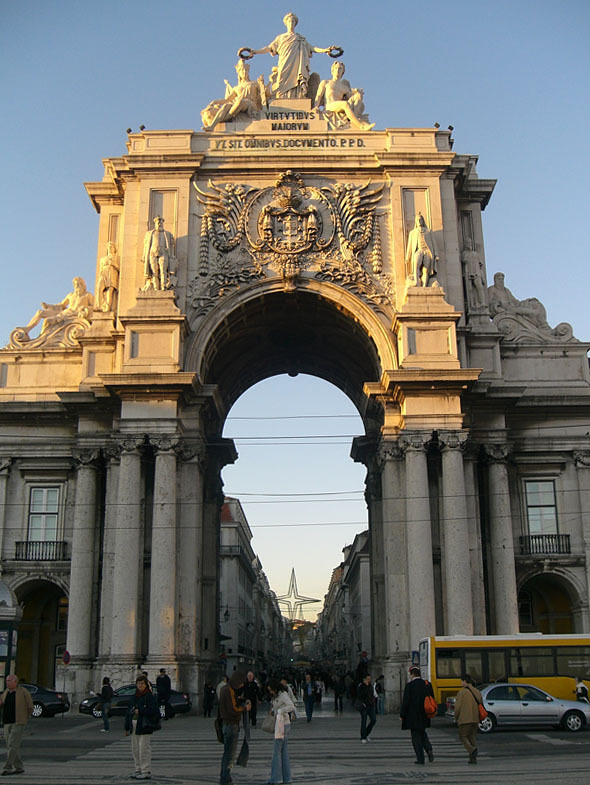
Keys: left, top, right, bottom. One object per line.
{"left": 4, "top": 703, "right": 590, "bottom": 784}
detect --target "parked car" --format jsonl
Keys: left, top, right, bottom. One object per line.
{"left": 20, "top": 683, "right": 70, "bottom": 718}
{"left": 79, "top": 684, "right": 191, "bottom": 719}
{"left": 446, "top": 682, "right": 590, "bottom": 733}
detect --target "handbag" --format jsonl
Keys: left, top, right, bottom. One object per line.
{"left": 261, "top": 712, "right": 276, "bottom": 733}
{"left": 468, "top": 685, "right": 488, "bottom": 721}
{"left": 423, "top": 680, "right": 437, "bottom": 718}
{"left": 214, "top": 716, "right": 224, "bottom": 743}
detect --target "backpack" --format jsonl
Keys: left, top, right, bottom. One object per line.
{"left": 423, "top": 681, "right": 437, "bottom": 718}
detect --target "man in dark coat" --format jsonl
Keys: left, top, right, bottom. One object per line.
{"left": 242, "top": 671, "right": 261, "bottom": 726}
{"left": 156, "top": 668, "right": 172, "bottom": 719}
{"left": 400, "top": 666, "right": 435, "bottom": 765}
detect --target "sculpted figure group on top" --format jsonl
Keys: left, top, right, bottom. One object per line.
{"left": 201, "top": 13, "right": 374, "bottom": 131}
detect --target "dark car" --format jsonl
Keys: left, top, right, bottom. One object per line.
{"left": 79, "top": 683, "right": 191, "bottom": 719}
{"left": 21, "top": 683, "right": 70, "bottom": 718}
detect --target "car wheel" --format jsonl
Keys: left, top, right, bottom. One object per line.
{"left": 91, "top": 704, "right": 103, "bottom": 719}
{"left": 563, "top": 710, "right": 584, "bottom": 732}
{"left": 31, "top": 702, "right": 44, "bottom": 718}
{"left": 478, "top": 713, "right": 496, "bottom": 733}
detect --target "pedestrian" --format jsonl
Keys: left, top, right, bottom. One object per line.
{"left": 355, "top": 651, "right": 369, "bottom": 683}
{"left": 155, "top": 668, "right": 171, "bottom": 720}
{"left": 99, "top": 676, "right": 113, "bottom": 732}
{"left": 333, "top": 674, "right": 345, "bottom": 713}
{"left": 242, "top": 671, "right": 260, "bottom": 727}
{"left": 453, "top": 673, "right": 482, "bottom": 764}
{"left": 203, "top": 681, "right": 216, "bottom": 717}
{"left": 400, "top": 666, "right": 435, "bottom": 766}
{"left": 216, "top": 675, "right": 229, "bottom": 701}
{"left": 574, "top": 675, "right": 589, "bottom": 703}
{"left": 375, "top": 674, "right": 385, "bottom": 715}
{"left": 218, "top": 671, "right": 251, "bottom": 785}
{"left": 302, "top": 673, "right": 317, "bottom": 722}
{"left": 124, "top": 674, "right": 160, "bottom": 780}
{"left": 265, "top": 678, "right": 297, "bottom": 785}
{"left": 0, "top": 675, "right": 33, "bottom": 776}
{"left": 280, "top": 675, "right": 297, "bottom": 705}
{"left": 357, "top": 674, "right": 377, "bottom": 743}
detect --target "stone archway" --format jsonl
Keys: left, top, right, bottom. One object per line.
{"left": 518, "top": 572, "right": 581, "bottom": 634}
{"left": 13, "top": 579, "right": 68, "bottom": 686}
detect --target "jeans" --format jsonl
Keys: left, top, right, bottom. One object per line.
{"left": 377, "top": 694, "right": 385, "bottom": 715}
{"left": 410, "top": 728, "right": 432, "bottom": 764}
{"left": 102, "top": 701, "right": 111, "bottom": 730}
{"left": 269, "top": 725, "right": 291, "bottom": 783}
{"left": 303, "top": 698, "right": 314, "bottom": 722}
{"left": 3, "top": 724, "right": 25, "bottom": 772}
{"left": 360, "top": 704, "right": 376, "bottom": 739}
{"left": 220, "top": 722, "right": 239, "bottom": 785}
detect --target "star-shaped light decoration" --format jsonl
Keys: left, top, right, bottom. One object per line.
{"left": 276, "top": 568, "right": 320, "bottom": 621}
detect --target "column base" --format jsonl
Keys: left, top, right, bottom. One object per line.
{"left": 382, "top": 652, "right": 413, "bottom": 713}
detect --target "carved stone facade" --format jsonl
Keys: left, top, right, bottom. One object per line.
{"left": 0, "top": 22, "right": 589, "bottom": 711}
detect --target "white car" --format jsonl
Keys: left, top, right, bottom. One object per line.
{"left": 446, "top": 682, "right": 590, "bottom": 733}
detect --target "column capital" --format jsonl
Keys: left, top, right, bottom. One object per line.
{"left": 0, "top": 457, "right": 12, "bottom": 475}
{"left": 376, "top": 439, "right": 404, "bottom": 467}
{"left": 116, "top": 435, "right": 146, "bottom": 454}
{"left": 574, "top": 451, "right": 590, "bottom": 469}
{"left": 438, "top": 430, "right": 469, "bottom": 452}
{"left": 482, "top": 442, "right": 512, "bottom": 463}
{"left": 174, "top": 439, "right": 206, "bottom": 465}
{"left": 399, "top": 431, "right": 432, "bottom": 453}
{"left": 150, "top": 435, "right": 181, "bottom": 454}
{"left": 72, "top": 448, "right": 101, "bottom": 468}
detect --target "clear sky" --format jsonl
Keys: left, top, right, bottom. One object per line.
{"left": 2, "top": 0, "right": 589, "bottom": 618}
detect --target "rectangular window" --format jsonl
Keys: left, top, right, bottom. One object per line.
{"left": 436, "top": 648, "right": 462, "bottom": 678}
{"left": 509, "top": 646, "right": 555, "bottom": 677}
{"left": 28, "top": 487, "right": 60, "bottom": 541}
{"left": 525, "top": 480, "right": 558, "bottom": 535}
{"left": 556, "top": 646, "right": 590, "bottom": 679}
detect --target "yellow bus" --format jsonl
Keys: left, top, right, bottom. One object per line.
{"left": 418, "top": 634, "right": 590, "bottom": 708}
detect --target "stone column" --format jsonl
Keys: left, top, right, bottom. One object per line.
{"left": 484, "top": 444, "right": 519, "bottom": 633}
{"left": 66, "top": 449, "right": 100, "bottom": 659}
{"left": 400, "top": 433, "right": 436, "bottom": 648}
{"left": 147, "top": 436, "right": 178, "bottom": 663}
{"left": 98, "top": 449, "right": 120, "bottom": 659}
{"left": 440, "top": 431, "right": 473, "bottom": 634}
{"left": 110, "top": 436, "right": 144, "bottom": 668}
{"left": 0, "top": 459, "right": 12, "bottom": 569}
{"left": 574, "top": 451, "right": 590, "bottom": 630}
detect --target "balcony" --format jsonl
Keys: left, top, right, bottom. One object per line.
{"left": 519, "top": 534, "right": 571, "bottom": 555}
{"left": 15, "top": 540, "right": 69, "bottom": 561}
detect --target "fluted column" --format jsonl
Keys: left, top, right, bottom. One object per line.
{"left": 400, "top": 433, "right": 436, "bottom": 647}
{"left": 66, "top": 449, "right": 100, "bottom": 658}
{"left": 148, "top": 436, "right": 179, "bottom": 659}
{"left": 440, "top": 431, "right": 473, "bottom": 634}
{"left": 0, "top": 459, "right": 12, "bottom": 571}
{"left": 484, "top": 444, "right": 519, "bottom": 633}
{"left": 111, "top": 436, "right": 144, "bottom": 659}
{"left": 98, "top": 447, "right": 120, "bottom": 658}
{"left": 574, "top": 451, "right": 590, "bottom": 630}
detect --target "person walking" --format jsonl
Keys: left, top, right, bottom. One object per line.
{"left": 333, "top": 674, "right": 345, "bottom": 713}
{"left": 218, "top": 672, "right": 251, "bottom": 785}
{"left": 242, "top": 671, "right": 261, "bottom": 727}
{"left": 124, "top": 675, "right": 160, "bottom": 780}
{"left": 453, "top": 674, "right": 482, "bottom": 764}
{"left": 400, "top": 666, "right": 435, "bottom": 766}
{"left": 574, "top": 675, "right": 589, "bottom": 703}
{"left": 357, "top": 674, "right": 377, "bottom": 743}
{"left": 99, "top": 676, "right": 113, "bottom": 732}
{"left": 375, "top": 675, "right": 385, "bottom": 715}
{"left": 0, "top": 675, "right": 33, "bottom": 776}
{"left": 265, "top": 678, "right": 297, "bottom": 785}
{"left": 302, "top": 673, "right": 317, "bottom": 722}
{"left": 155, "top": 668, "right": 171, "bottom": 720}
{"left": 203, "top": 681, "right": 216, "bottom": 717}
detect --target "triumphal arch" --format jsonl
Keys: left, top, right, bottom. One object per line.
{"left": 1, "top": 15, "right": 589, "bottom": 707}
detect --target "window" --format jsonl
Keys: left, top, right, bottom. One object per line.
{"left": 556, "top": 646, "right": 590, "bottom": 678}
{"left": 436, "top": 649, "right": 462, "bottom": 678}
{"left": 28, "top": 487, "right": 60, "bottom": 541}
{"left": 487, "top": 685, "right": 519, "bottom": 701}
{"left": 524, "top": 480, "right": 557, "bottom": 535}
{"left": 510, "top": 647, "right": 555, "bottom": 677}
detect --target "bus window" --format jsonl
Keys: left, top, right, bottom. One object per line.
{"left": 487, "top": 649, "right": 507, "bottom": 681}
{"left": 510, "top": 647, "right": 554, "bottom": 677}
{"left": 437, "top": 649, "right": 462, "bottom": 678}
{"left": 556, "top": 646, "right": 590, "bottom": 678}
{"left": 465, "top": 651, "right": 483, "bottom": 683}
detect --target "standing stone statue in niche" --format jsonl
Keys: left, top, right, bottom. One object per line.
{"left": 142, "top": 216, "right": 176, "bottom": 291}
{"left": 22, "top": 277, "right": 94, "bottom": 338}
{"left": 461, "top": 243, "right": 486, "bottom": 309}
{"left": 238, "top": 12, "right": 342, "bottom": 99}
{"left": 406, "top": 213, "right": 439, "bottom": 287}
{"left": 314, "top": 61, "right": 374, "bottom": 131}
{"left": 97, "top": 241, "right": 120, "bottom": 312}
{"left": 201, "top": 60, "right": 265, "bottom": 130}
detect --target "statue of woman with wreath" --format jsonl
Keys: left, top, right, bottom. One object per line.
{"left": 238, "top": 12, "right": 343, "bottom": 99}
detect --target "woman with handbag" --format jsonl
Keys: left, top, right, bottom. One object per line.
{"left": 264, "top": 679, "right": 297, "bottom": 784}
{"left": 453, "top": 674, "right": 483, "bottom": 764}
{"left": 124, "top": 675, "right": 160, "bottom": 780}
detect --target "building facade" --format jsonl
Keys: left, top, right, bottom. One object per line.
{"left": 0, "top": 23, "right": 589, "bottom": 709}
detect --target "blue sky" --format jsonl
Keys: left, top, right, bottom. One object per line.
{"left": 2, "top": 0, "right": 589, "bottom": 618}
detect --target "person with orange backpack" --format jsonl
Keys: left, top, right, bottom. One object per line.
{"left": 400, "top": 666, "right": 435, "bottom": 766}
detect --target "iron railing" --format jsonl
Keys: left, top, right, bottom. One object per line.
{"left": 519, "top": 534, "right": 571, "bottom": 555}
{"left": 15, "top": 540, "right": 68, "bottom": 561}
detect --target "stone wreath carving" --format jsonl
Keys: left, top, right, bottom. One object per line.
{"left": 191, "top": 170, "right": 393, "bottom": 316}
